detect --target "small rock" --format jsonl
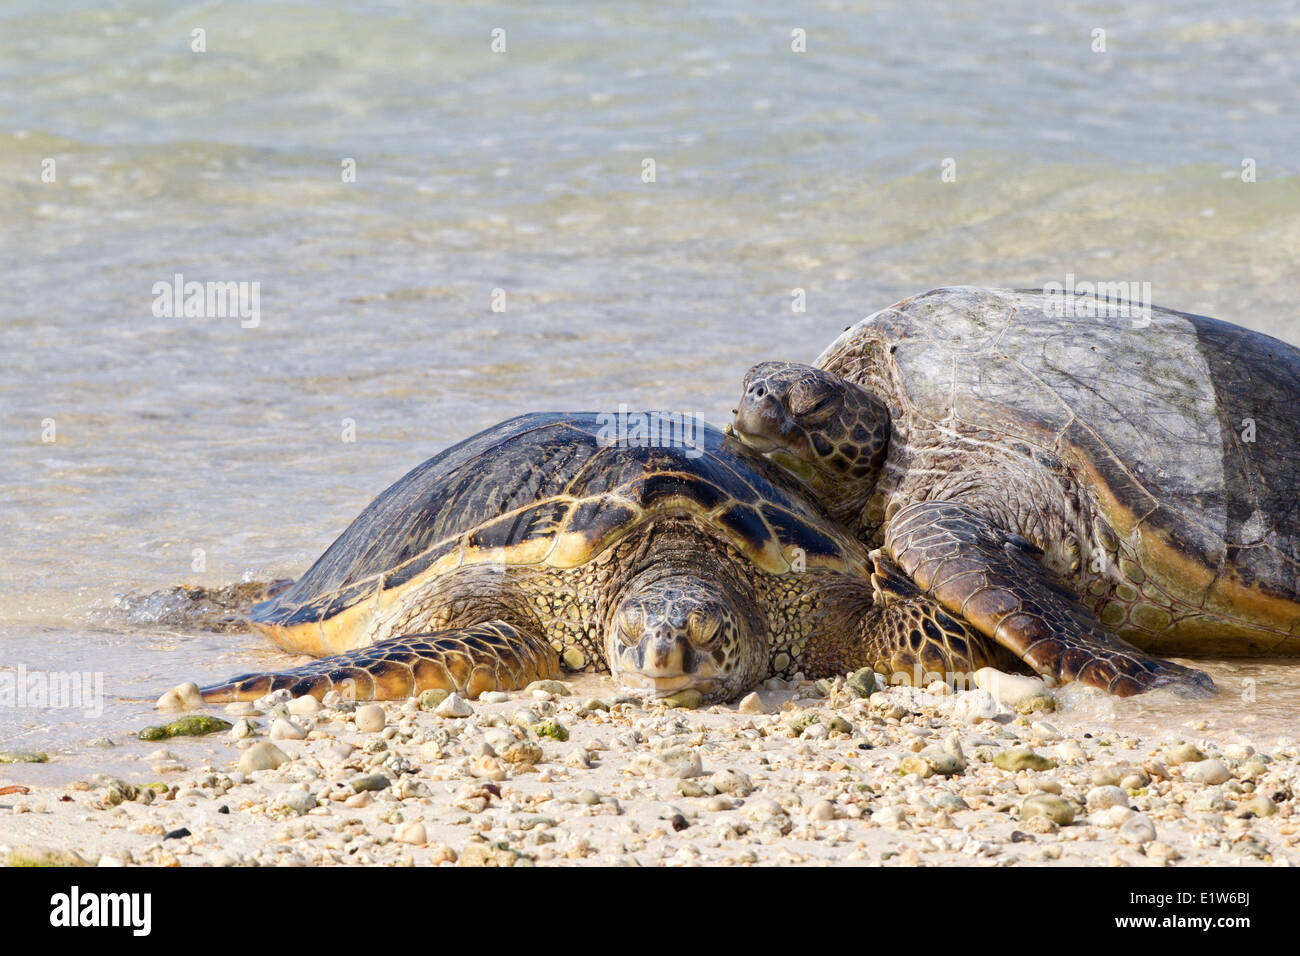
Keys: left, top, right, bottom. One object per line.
{"left": 354, "top": 703, "right": 387, "bottom": 733}
{"left": 398, "top": 822, "right": 428, "bottom": 845}
{"left": 524, "top": 680, "right": 571, "bottom": 697}
{"left": 1092, "top": 806, "right": 1137, "bottom": 828}
{"left": 631, "top": 747, "right": 703, "bottom": 779}
{"left": 1183, "top": 758, "right": 1230, "bottom": 785}
{"left": 229, "top": 718, "right": 258, "bottom": 740}
{"left": 871, "top": 806, "right": 908, "bottom": 828}
{"left": 741, "top": 798, "right": 791, "bottom": 833}
{"left": 0, "top": 751, "right": 49, "bottom": 764}
{"left": 458, "top": 841, "right": 529, "bottom": 867}
{"left": 952, "top": 689, "right": 999, "bottom": 724}
{"left": 1145, "top": 842, "right": 1181, "bottom": 864}
{"left": 238, "top": 742, "right": 290, "bottom": 773}
{"left": 138, "top": 715, "right": 232, "bottom": 741}
{"left": 736, "top": 692, "right": 765, "bottom": 715}
{"left": 1164, "top": 743, "right": 1205, "bottom": 765}
{"left": 1031, "top": 721, "right": 1062, "bottom": 740}
{"left": 277, "top": 790, "right": 317, "bottom": 815}
{"left": 1188, "top": 786, "right": 1227, "bottom": 812}
{"left": 1117, "top": 814, "right": 1157, "bottom": 845}
{"left": 435, "top": 693, "right": 473, "bottom": 718}
{"left": 846, "top": 668, "right": 877, "bottom": 699}
{"left": 287, "top": 695, "right": 321, "bottom": 716}
{"left": 500, "top": 741, "right": 544, "bottom": 767}
{"left": 532, "top": 720, "right": 569, "bottom": 742}
{"left": 662, "top": 689, "right": 704, "bottom": 710}
{"left": 418, "top": 689, "right": 451, "bottom": 710}
{"left": 972, "top": 667, "right": 1049, "bottom": 707}
{"left": 154, "top": 681, "right": 204, "bottom": 712}
{"left": 933, "top": 791, "right": 970, "bottom": 812}
{"left": 1020, "top": 794, "right": 1075, "bottom": 826}
{"left": 1086, "top": 785, "right": 1130, "bottom": 811}
{"left": 789, "top": 713, "right": 821, "bottom": 736}
{"left": 708, "top": 769, "right": 754, "bottom": 797}
{"left": 994, "top": 748, "right": 1057, "bottom": 772}
{"left": 1235, "top": 794, "right": 1277, "bottom": 818}
{"left": 825, "top": 715, "right": 853, "bottom": 736}
{"left": 270, "top": 718, "right": 307, "bottom": 741}
{"left": 350, "top": 773, "right": 391, "bottom": 793}
{"left": 807, "top": 800, "right": 835, "bottom": 821}
{"left": 480, "top": 691, "right": 510, "bottom": 704}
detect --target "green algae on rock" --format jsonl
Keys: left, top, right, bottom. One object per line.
{"left": 138, "top": 714, "right": 232, "bottom": 740}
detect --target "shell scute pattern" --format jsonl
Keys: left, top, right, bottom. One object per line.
{"left": 819, "top": 287, "right": 1300, "bottom": 654}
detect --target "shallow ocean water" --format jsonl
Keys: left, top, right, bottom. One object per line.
{"left": 3, "top": 1, "right": 1300, "bottom": 760}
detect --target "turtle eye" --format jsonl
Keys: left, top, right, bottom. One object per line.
{"left": 687, "top": 609, "right": 721, "bottom": 647}
{"left": 788, "top": 379, "right": 840, "bottom": 421}
{"left": 617, "top": 605, "right": 644, "bottom": 646}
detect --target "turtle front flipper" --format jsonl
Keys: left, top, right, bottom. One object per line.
{"left": 884, "top": 501, "right": 1217, "bottom": 698}
{"left": 858, "top": 556, "right": 1020, "bottom": 685}
{"left": 198, "top": 621, "right": 562, "bottom": 703}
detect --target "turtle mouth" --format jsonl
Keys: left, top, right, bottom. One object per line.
{"left": 731, "top": 425, "right": 818, "bottom": 485}
{"left": 610, "top": 665, "right": 721, "bottom": 700}
{"left": 728, "top": 423, "right": 781, "bottom": 453}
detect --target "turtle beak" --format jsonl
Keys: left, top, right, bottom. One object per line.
{"left": 733, "top": 378, "right": 805, "bottom": 456}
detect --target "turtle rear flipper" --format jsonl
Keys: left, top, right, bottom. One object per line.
{"left": 199, "top": 621, "right": 562, "bottom": 702}
{"left": 885, "top": 500, "right": 1217, "bottom": 698}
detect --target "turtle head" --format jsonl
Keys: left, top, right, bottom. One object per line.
{"left": 606, "top": 573, "right": 764, "bottom": 703}
{"left": 732, "top": 361, "right": 889, "bottom": 526}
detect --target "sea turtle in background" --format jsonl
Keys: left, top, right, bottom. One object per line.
{"left": 733, "top": 286, "right": 1300, "bottom": 696}
{"left": 198, "top": 411, "right": 1021, "bottom": 704}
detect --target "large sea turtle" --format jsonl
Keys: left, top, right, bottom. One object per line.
{"left": 733, "top": 286, "right": 1300, "bottom": 696}
{"left": 198, "top": 411, "right": 1018, "bottom": 704}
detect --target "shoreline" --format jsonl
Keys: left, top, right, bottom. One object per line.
{"left": 2, "top": 671, "right": 1296, "bottom": 867}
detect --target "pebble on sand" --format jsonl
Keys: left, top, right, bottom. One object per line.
{"left": 1117, "top": 814, "right": 1157, "bottom": 845}
{"left": 524, "top": 680, "right": 572, "bottom": 697}
{"left": 1183, "top": 758, "right": 1230, "bottom": 785}
{"left": 973, "top": 667, "right": 1049, "bottom": 707}
{"left": 270, "top": 718, "right": 308, "bottom": 741}
{"left": 631, "top": 747, "right": 703, "bottom": 779}
{"left": 277, "top": 790, "right": 317, "bottom": 815}
{"left": 435, "top": 693, "right": 473, "bottom": 718}
{"left": 398, "top": 822, "right": 428, "bottom": 845}
{"left": 993, "top": 749, "right": 1057, "bottom": 772}
{"left": 238, "top": 742, "right": 291, "bottom": 773}
{"left": 154, "top": 681, "right": 204, "bottom": 712}
{"left": 1086, "top": 785, "right": 1129, "bottom": 811}
{"left": 354, "top": 703, "right": 387, "bottom": 733}
{"left": 287, "top": 695, "right": 321, "bottom": 716}
{"left": 139, "top": 715, "right": 232, "bottom": 741}
{"left": 1020, "top": 794, "right": 1075, "bottom": 826}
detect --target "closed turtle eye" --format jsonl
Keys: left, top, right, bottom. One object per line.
{"left": 617, "top": 605, "right": 644, "bottom": 646}
{"left": 686, "top": 609, "right": 721, "bottom": 647}
{"left": 788, "top": 380, "right": 841, "bottom": 421}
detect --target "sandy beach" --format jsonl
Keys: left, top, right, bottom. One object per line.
{"left": 3, "top": 669, "right": 1295, "bottom": 868}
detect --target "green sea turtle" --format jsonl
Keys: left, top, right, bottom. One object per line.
{"left": 198, "top": 411, "right": 1019, "bottom": 704}
{"left": 733, "top": 286, "right": 1300, "bottom": 696}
